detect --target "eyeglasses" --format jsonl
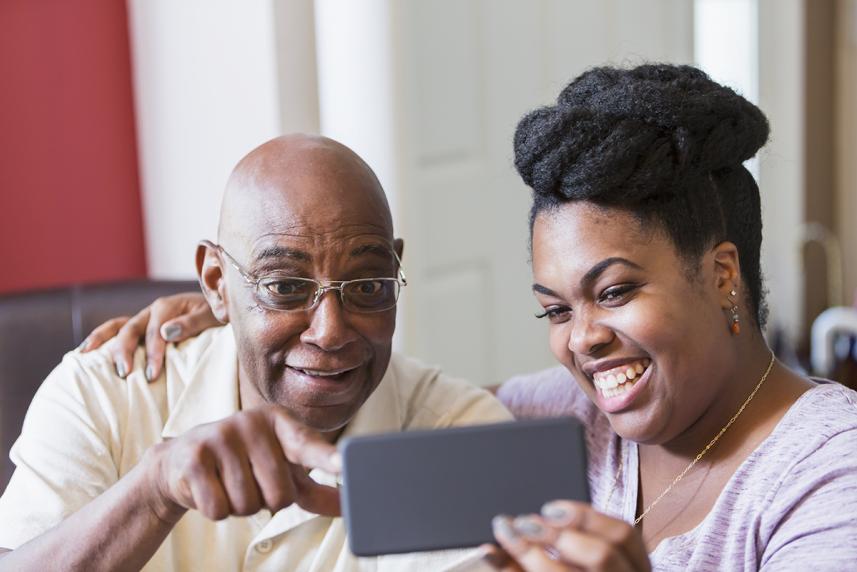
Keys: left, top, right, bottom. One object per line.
{"left": 202, "top": 240, "right": 407, "bottom": 313}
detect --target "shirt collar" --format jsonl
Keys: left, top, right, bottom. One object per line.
{"left": 161, "top": 325, "right": 240, "bottom": 439}
{"left": 162, "top": 328, "right": 406, "bottom": 440}
{"left": 159, "top": 327, "right": 407, "bottom": 540}
{"left": 262, "top": 354, "right": 408, "bottom": 540}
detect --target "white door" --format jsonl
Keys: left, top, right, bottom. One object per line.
{"left": 391, "top": 0, "right": 694, "bottom": 385}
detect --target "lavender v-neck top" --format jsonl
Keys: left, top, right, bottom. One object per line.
{"left": 498, "top": 369, "right": 857, "bottom": 571}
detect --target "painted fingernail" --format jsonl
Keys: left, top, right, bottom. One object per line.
{"left": 541, "top": 502, "right": 568, "bottom": 521}
{"left": 541, "top": 501, "right": 578, "bottom": 525}
{"left": 513, "top": 516, "right": 545, "bottom": 538}
{"left": 162, "top": 324, "right": 182, "bottom": 342}
{"left": 145, "top": 365, "right": 155, "bottom": 382}
{"left": 491, "top": 515, "right": 518, "bottom": 539}
{"left": 116, "top": 362, "right": 127, "bottom": 378}
{"left": 77, "top": 339, "right": 89, "bottom": 351}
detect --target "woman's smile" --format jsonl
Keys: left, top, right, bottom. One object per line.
{"left": 590, "top": 358, "right": 653, "bottom": 413}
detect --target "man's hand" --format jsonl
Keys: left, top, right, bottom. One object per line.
{"left": 487, "top": 501, "right": 650, "bottom": 572}
{"left": 145, "top": 404, "right": 342, "bottom": 523}
{"left": 80, "top": 292, "right": 218, "bottom": 382}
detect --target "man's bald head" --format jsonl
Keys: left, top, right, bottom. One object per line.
{"left": 218, "top": 134, "right": 393, "bottom": 249}
{"left": 198, "top": 134, "right": 403, "bottom": 433}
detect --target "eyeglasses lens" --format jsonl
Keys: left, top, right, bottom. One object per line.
{"left": 257, "top": 278, "right": 400, "bottom": 313}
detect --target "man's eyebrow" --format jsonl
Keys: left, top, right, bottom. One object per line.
{"left": 253, "top": 245, "right": 312, "bottom": 263}
{"left": 531, "top": 257, "right": 643, "bottom": 297}
{"left": 350, "top": 243, "right": 395, "bottom": 259}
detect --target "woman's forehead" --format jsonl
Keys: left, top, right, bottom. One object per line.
{"left": 534, "top": 204, "right": 647, "bottom": 250}
{"left": 531, "top": 203, "right": 669, "bottom": 279}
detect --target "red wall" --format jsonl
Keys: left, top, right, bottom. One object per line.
{"left": 0, "top": 0, "right": 146, "bottom": 294}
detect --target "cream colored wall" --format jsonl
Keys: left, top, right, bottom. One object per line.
{"left": 128, "top": 0, "right": 320, "bottom": 279}
{"left": 836, "top": 0, "right": 857, "bottom": 306}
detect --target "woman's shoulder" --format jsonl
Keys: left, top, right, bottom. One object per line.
{"left": 781, "top": 380, "right": 857, "bottom": 438}
{"left": 750, "top": 382, "right": 857, "bottom": 566}
{"left": 755, "top": 381, "right": 857, "bottom": 480}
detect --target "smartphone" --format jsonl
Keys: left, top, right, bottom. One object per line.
{"left": 340, "top": 417, "right": 589, "bottom": 557}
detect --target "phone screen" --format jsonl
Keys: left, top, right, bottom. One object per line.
{"left": 340, "top": 417, "right": 589, "bottom": 556}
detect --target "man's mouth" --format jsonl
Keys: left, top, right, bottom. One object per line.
{"left": 282, "top": 362, "right": 368, "bottom": 407}
{"left": 287, "top": 365, "right": 360, "bottom": 379}
{"left": 592, "top": 359, "right": 651, "bottom": 399}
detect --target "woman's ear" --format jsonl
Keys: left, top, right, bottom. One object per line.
{"left": 196, "top": 242, "right": 230, "bottom": 324}
{"left": 712, "top": 241, "right": 741, "bottom": 310}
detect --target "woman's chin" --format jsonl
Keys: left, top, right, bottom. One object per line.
{"left": 605, "top": 410, "right": 666, "bottom": 445}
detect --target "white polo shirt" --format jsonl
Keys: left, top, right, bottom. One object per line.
{"left": 0, "top": 325, "right": 512, "bottom": 571}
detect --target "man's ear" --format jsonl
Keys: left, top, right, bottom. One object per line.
{"left": 393, "top": 238, "right": 404, "bottom": 261}
{"left": 196, "top": 242, "right": 230, "bottom": 324}
{"left": 712, "top": 241, "right": 741, "bottom": 310}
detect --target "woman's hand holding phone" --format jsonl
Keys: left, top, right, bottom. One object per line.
{"left": 484, "top": 501, "right": 650, "bottom": 572}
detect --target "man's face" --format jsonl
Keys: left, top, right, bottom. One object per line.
{"left": 214, "top": 140, "right": 400, "bottom": 434}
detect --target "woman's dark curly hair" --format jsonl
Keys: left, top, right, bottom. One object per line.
{"left": 514, "top": 64, "right": 770, "bottom": 328}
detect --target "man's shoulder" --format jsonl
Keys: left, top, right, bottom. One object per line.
{"left": 164, "top": 325, "right": 234, "bottom": 383}
{"left": 38, "top": 325, "right": 233, "bottom": 424}
{"left": 385, "top": 353, "right": 513, "bottom": 429}
{"left": 67, "top": 325, "right": 229, "bottom": 391}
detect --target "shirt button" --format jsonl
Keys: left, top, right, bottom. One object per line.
{"left": 256, "top": 539, "right": 273, "bottom": 554}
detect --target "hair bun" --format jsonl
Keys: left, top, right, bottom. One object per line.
{"left": 514, "top": 64, "right": 770, "bottom": 202}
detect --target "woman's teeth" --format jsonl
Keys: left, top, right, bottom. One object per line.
{"left": 593, "top": 359, "right": 650, "bottom": 399}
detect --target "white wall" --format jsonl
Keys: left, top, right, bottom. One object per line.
{"left": 127, "top": 0, "right": 317, "bottom": 279}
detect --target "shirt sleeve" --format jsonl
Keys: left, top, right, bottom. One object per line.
{"left": 760, "top": 428, "right": 857, "bottom": 571}
{"left": 400, "top": 359, "right": 514, "bottom": 429}
{"left": 0, "top": 350, "right": 125, "bottom": 549}
{"left": 423, "top": 378, "right": 514, "bottom": 428}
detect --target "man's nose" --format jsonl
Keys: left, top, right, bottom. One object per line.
{"left": 567, "top": 308, "right": 613, "bottom": 356}
{"left": 299, "top": 290, "right": 359, "bottom": 351}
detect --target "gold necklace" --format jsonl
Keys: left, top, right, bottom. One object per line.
{"left": 604, "top": 352, "right": 776, "bottom": 526}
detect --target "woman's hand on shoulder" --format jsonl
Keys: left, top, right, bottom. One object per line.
{"left": 79, "top": 292, "right": 220, "bottom": 382}
{"left": 483, "top": 501, "right": 650, "bottom": 572}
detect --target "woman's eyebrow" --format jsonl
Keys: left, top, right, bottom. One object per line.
{"left": 532, "top": 283, "right": 559, "bottom": 297}
{"left": 580, "top": 257, "right": 642, "bottom": 288}
{"left": 532, "top": 257, "right": 643, "bottom": 297}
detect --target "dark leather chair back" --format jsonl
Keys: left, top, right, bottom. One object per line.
{"left": 0, "top": 280, "right": 198, "bottom": 492}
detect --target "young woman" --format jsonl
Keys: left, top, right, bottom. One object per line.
{"left": 82, "top": 65, "right": 857, "bottom": 571}
{"left": 479, "top": 64, "right": 857, "bottom": 571}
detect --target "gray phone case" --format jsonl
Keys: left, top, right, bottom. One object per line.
{"left": 340, "top": 417, "right": 589, "bottom": 556}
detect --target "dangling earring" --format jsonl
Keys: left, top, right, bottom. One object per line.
{"left": 728, "top": 289, "right": 740, "bottom": 336}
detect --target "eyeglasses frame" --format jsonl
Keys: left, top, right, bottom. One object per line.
{"left": 200, "top": 239, "right": 408, "bottom": 313}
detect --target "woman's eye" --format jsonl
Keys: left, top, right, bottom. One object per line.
{"left": 599, "top": 284, "right": 637, "bottom": 304}
{"left": 535, "top": 307, "right": 571, "bottom": 323}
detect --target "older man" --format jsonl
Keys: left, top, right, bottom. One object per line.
{"left": 0, "top": 135, "right": 511, "bottom": 571}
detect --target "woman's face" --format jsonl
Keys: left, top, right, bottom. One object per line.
{"left": 531, "top": 202, "right": 733, "bottom": 445}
